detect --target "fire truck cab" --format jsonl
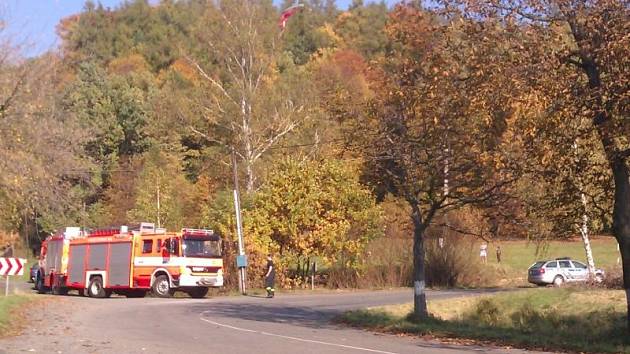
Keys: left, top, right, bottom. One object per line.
{"left": 36, "top": 224, "right": 223, "bottom": 299}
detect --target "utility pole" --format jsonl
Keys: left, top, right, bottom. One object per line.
{"left": 156, "top": 177, "right": 161, "bottom": 229}
{"left": 232, "top": 148, "right": 247, "bottom": 294}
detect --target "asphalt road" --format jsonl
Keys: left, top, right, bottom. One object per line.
{"left": 0, "top": 289, "right": 548, "bottom": 354}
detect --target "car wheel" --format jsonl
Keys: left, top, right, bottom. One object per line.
{"left": 87, "top": 277, "right": 107, "bottom": 298}
{"left": 553, "top": 275, "right": 564, "bottom": 287}
{"left": 152, "top": 275, "right": 174, "bottom": 298}
{"left": 594, "top": 273, "right": 604, "bottom": 283}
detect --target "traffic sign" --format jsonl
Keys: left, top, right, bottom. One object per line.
{"left": 0, "top": 257, "right": 26, "bottom": 276}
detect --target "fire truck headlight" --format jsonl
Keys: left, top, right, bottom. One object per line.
{"left": 217, "top": 268, "right": 223, "bottom": 276}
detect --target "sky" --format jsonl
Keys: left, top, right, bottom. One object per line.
{"left": 3, "top": 0, "right": 124, "bottom": 56}
{"left": 2, "top": 0, "right": 376, "bottom": 57}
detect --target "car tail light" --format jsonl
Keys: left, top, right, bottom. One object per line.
{"left": 539, "top": 268, "right": 545, "bottom": 274}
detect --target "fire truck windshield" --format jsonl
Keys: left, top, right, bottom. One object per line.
{"left": 182, "top": 238, "right": 221, "bottom": 258}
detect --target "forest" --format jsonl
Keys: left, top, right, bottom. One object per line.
{"left": 0, "top": 0, "right": 628, "bottom": 320}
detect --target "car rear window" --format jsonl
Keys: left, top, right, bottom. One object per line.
{"left": 559, "top": 260, "right": 572, "bottom": 268}
{"left": 531, "top": 261, "right": 546, "bottom": 269}
{"left": 546, "top": 261, "right": 557, "bottom": 268}
{"left": 573, "top": 261, "right": 587, "bottom": 269}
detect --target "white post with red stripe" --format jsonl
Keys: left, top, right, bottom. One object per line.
{"left": 0, "top": 258, "right": 26, "bottom": 296}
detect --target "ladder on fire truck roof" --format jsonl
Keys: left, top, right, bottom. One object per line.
{"left": 182, "top": 228, "right": 214, "bottom": 236}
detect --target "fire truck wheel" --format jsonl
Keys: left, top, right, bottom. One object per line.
{"left": 88, "top": 277, "right": 107, "bottom": 298}
{"left": 152, "top": 275, "right": 174, "bottom": 298}
{"left": 187, "top": 287, "right": 209, "bottom": 299}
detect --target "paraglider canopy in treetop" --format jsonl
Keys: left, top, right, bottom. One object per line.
{"left": 279, "top": 2, "right": 304, "bottom": 30}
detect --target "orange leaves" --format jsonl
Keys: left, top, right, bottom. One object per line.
{"left": 108, "top": 54, "right": 150, "bottom": 75}
{"left": 166, "top": 58, "right": 200, "bottom": 84}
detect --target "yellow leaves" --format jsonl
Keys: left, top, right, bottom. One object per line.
{"left": 245, "top": 158, "right": 382, "bottom": 271}
{"left": 314, "top": 23, "right": 342, "bottom": 48}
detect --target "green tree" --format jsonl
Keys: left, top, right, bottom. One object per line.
{"left": 128, "top": 147, "right": 194, "bottom": 229}
{"left": 63, "top": 61, "right": 152, "bottom": 170}
{"left": 334, "top": 0, "right": 390, "bottom": 59}
{"left": 279, "top": 0, "right": 339, "bottom": 65}
{"left": 59, "top": 0, "right": 204, "bottom": 72}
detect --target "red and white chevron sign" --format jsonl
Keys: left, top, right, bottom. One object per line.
{"left": 0, "top": 258, "right": 26, "bottom": 276}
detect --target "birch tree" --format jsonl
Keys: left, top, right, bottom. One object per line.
{"left": 188, "top": 0, "right": 313, "bottom": 192}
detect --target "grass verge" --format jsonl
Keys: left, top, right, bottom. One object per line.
{"left": 339, "top": 288, "right": 629, "bottom": 353}
{"left": 0, "top": 294, "right": 35, "bottom": 337}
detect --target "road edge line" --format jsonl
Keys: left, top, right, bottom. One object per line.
{"left": 199, "top": 311, "right": 399, "bottom": 354}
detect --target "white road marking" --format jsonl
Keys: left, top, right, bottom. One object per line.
{"left": 199, "top": 311, "right": 400, "bottom": 354}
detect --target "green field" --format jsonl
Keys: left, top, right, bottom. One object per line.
{"left": 471, "top": 237, "right": 621, "bottom": 286}
{"left": 341, "top": 288, "right": 629, "bottom": 353}
{"left": 491, "top": 237, "right": 620, "bottom": 269}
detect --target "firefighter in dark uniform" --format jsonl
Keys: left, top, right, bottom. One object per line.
{"left": 264, "top": 254, "right": 275, "bottom": 298}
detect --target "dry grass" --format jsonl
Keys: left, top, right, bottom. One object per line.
{"left": 0, "top": 295, "right": 35, "bottom": 338}
{"left": 342, "top": 288, "right": 629, "bottom": 353}
{"left": 370, "top": 296, "right": 481, "bottom": 320}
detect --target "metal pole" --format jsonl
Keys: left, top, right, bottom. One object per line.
{"left": 5, "top": 275, "right": 9, "bottom": 296}
{"left": 157, "top": 178, "right": 161, "bottom": 229}
{"left": 232, "top": 149, "right": 246, "bottom": 295}
{"left": 311, "top": 261, "right": 315, "bottom": 290}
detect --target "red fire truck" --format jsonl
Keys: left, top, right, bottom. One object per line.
{"left": 36, "top": 224, "right": 223, "bottom": 298}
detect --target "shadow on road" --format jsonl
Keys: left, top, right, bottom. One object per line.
{"left": 190, "top": 301, "right": 342, "bottom": 329}
{"left": 190, "top": 288, "right": 511, "bottom": 334}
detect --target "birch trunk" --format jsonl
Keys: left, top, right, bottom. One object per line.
{"left": 578, "top": 193, "right": 596, "bottom": 277}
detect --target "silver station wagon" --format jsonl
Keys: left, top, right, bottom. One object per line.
{"left": 527, "top": 258, "right": 605, "bottom": 286}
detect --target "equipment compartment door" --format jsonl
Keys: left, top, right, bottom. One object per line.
{"left": 68, "top": 244, "right": 87, "bottom": 285}
{"left": 88, "top": 244, "right": 108, "bottom": 271}
{"left": 108, "top": 242, "right": 132, "bottom": 287}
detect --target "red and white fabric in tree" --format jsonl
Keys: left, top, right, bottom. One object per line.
{"left": 0, "top": 258, "right": 26, "bottom": 276}
{"left": 279, "top": 2, "right": 304, "bottom": 31}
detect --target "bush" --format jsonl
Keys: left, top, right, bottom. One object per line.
{"left": 424, "top": 234, "right": 486, "bottom": 287}
{"left": 327, "top": 196, "right": 413, "bottom": 288}
{"left": 354, "top": 236, "right": 413, "bottom": 288}
{"left": 469, "top": 298, "right": 501, "bottom": 326}
{"left": 602, "top": 267, "right": 624, "bottom": 289}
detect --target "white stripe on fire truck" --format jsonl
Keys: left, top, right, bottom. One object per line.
{"left": 133, "top": 257, "right": 221, "bottom": 267}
